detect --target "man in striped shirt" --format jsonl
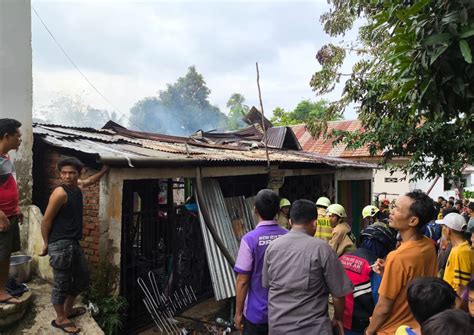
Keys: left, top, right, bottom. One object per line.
{"left": 0, "top": 118, "right": 23, "bottom": 305}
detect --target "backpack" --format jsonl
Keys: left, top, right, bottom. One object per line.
{"left": 423, "top": 221, "right": 441, "bottom": 242}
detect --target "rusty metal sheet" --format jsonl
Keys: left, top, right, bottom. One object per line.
{"left": 196, "top": 179, "right": 239, "bottom": 300}
{"left": 224, "top": 196, "right": 256, "bottom": 242}
{"left": 33, "top": 123, "right": 375, "bottom": 168}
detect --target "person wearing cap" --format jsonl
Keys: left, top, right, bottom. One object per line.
{"left": 327, "top": 204, "right": 356, "bottom": 257}
{"left": 277, "top": 198, "right": 291, "bottom": 229}
{"left": 436, "top": 213, "right": 474, "bottom": 292}
{"left": 314, "top": 196, "right": 332, "bottom": 242}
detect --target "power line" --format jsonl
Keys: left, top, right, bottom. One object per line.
{"left": 32, "top": 6, "right": 152, "bottom": 134}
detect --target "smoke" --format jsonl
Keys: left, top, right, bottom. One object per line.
{"left": 128, "top": 97, "right": 228, "bottom": 136}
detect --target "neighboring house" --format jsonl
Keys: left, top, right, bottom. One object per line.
{"left": 291, "top": 120, "right": 462, "bottom": 204}
{"left": 32, "top": 118, "right": 373, "bottom": 332}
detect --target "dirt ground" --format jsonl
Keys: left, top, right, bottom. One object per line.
{"left": 138, "top": 297, "right": 238, "bottom": 335}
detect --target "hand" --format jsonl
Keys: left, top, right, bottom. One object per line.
{"left": 18, "top": 211, "right": 24, "bottom": 225}
{"left": 331, "top": 318, "right": 344, "bottom": 335}
{"left": 0, "top": 211, "right": 10, "bottom": 232}
{"left": 39, "top": 245, "right": 48, "bottom": 257}
{"left": 233, "top": 313, "right": 243, "bottom": 332}
{"left": 372, "top": 258, "right": 386, "bottom": 276}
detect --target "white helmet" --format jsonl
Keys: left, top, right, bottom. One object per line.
{"left": 326, "top": 204, "right": 347, "bottom": 218}
{"left": 316, "top": 196, "right": 331, "bottom": 208}
{"left": 362, "top": 205, "right": 379, "bottom": 219}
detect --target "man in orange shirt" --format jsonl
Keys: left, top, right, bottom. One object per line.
{"left": 365, "top": 191, "right": 438, "bottom": 335}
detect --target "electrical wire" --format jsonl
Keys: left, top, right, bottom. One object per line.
{"left": 32, "top": 6, "right": 146, "bottom": 132}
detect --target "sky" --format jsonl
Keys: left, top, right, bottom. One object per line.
{"left": 31, "top": 0, "right": 360, "bottom": 126}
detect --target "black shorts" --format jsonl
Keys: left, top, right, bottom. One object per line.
{"left": 243, "top": 317, "right": 268, "bottom": 335}
{"left": 0, "top": 215, "right": 21, "bottom": 261}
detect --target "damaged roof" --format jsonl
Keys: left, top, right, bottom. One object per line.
{"left": 33, "top": 122, "right": 374, "bottom": 169}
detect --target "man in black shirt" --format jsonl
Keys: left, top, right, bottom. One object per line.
{"left": 40, "top": 157, "right": 109, "bottom": 334}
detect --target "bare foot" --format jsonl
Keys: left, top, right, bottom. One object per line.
{"left": 0, "top": 293, "right": 21, "bottom": 305}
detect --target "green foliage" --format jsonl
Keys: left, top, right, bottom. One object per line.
{"left": 270, "top": 99, "right": 338, "bottom": 126}
{"left": 310, "top": 0, "right": 474, "bottom": 181}
{"left": 82, "top": 260, "right": 127, "bottom": 335}
{"left": 464, "top": 190, "right": 474, "bottom": 200}
{"left": 129, "top": 66, "right": 228, "bottom": 135}
{"left": 226, "top": 93, "right": 249, "bottom": 130}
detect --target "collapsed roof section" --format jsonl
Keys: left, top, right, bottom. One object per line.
{"left": 33, "top": 116, "right": 374, "bottom": 169}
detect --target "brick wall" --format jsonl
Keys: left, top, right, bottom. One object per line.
{"left": 32, "top": 144, "right": 101, "bottom": 266}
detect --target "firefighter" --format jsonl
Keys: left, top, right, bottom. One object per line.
{"left": 277, "top": 198, "right": 291, "bottom": 229}
{"left": 362, "top": 205, "right": 385, "bottom": 230}
{"left": 314, "top": 196, "right": 332, "bottom": 241}
{"left": 327, "top": 204, "right": 356, "bottom": 256}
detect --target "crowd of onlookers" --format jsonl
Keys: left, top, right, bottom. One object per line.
{"left": 233, "top": 189, "right": 474, "bottom": 335}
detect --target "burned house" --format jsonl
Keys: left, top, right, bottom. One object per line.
{"left": 32, "top": 119, "right": 373, "bottom": 332}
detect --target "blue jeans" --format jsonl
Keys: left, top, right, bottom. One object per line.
{"left": 48, "top": 239, "right": 89, "bottom": 305}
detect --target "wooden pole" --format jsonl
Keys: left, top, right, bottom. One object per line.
{"left": 256, "top": 62, "right": 270, "bottom": 170}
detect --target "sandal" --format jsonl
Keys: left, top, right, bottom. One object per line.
{"left": 51, "top": 320, "right": 81, "bottom": 334}
{"left": 0, "top": 295, "right": 22, "bottom": 305}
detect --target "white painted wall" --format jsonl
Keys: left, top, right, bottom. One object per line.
{"left": 410, "top": 175, "right": 445, "bottom": 199}
{"left": 372, "top": 168, "right": 410, "bottom": 201}
{"left": 0, "top": 0, "right": 33, "bottom": 204}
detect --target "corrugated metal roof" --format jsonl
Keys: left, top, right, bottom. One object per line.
{"left": 224, "top": 196, "right": 256, "bottom": 240}
{"left": 291, "top": 121, "right": 377, "bottom": 158}
{"left": 34, "top": 123, "right": 373, "bottom": 169}
{"left": 196, "top": 180, "right": 258, "bottom": 300}
{"left": 265, "top": 126, "right": 302, "bottom": 150}
{"left": 196, "top": 179, "right": 240, "bottom": 300}
{"left": 242, "top": 106, "right": 272, "bottom": 130}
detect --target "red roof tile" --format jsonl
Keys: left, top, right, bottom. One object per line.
{"left": 291, "top": 120, "right": 378, "bottom": 158}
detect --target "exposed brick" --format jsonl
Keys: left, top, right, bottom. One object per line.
{"left": 84, "top": 248, "right": 94, "bottom": 255}
{"left": 84, "top": 223, "right": 95, "bottom": 230}
{"left": 90, "top": 255, "right": 99, "bottom": 263}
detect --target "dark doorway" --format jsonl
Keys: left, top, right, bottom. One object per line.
{"left": 279, "top": 174, "right": 335, "bottom": 203}
{"left": 121, "top": 179, "right": 212, "bottom": 333}
{"left": 337, "top": 179, "right": 372, "bottom": 238}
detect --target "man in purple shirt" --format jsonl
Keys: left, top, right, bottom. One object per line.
{"left": 234, "top": 189, "right": 288, "bottom": 334}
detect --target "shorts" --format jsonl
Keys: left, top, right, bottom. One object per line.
{"left": 48, "top": 239, "right": 90, "bottom": 305}
{"left": 243, "top": 317, "right": 268, "bottom": 335}
{"left": 0, "top": 215, "right": 21, "bottom": 261}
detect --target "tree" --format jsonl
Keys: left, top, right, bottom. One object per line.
{"left": 270, "top": 99, "right": 336, "bottom": 126}
{"left": 309, "top": 0, "right": 474, "bottom": 181}
{"left": 34, "top": 93, "right": 124, "bottom": 128}
{"left": 130, "top": 66, "right": 228, "bottom": 135}
{"left": 226, "top": 93, "right": 249, "bottom": 130}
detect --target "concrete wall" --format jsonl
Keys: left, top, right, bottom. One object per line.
{"left": 372, "top": 168, "right": 410, "bottom": 202}
{"left": 410, "top": 175, "right": 445, "bottom": 199}
{"left": 0, "top": 0, "right": 33, "bottom": 205}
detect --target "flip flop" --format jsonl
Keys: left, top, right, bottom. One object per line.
{"left": 0, "top": 295, "right": 22, "bottom": 305}
{"left": 67, "top": 306, "right": 87, "bottom": 319}
{"left": 51, "top": 320, "right": 81, "bottom": 334}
